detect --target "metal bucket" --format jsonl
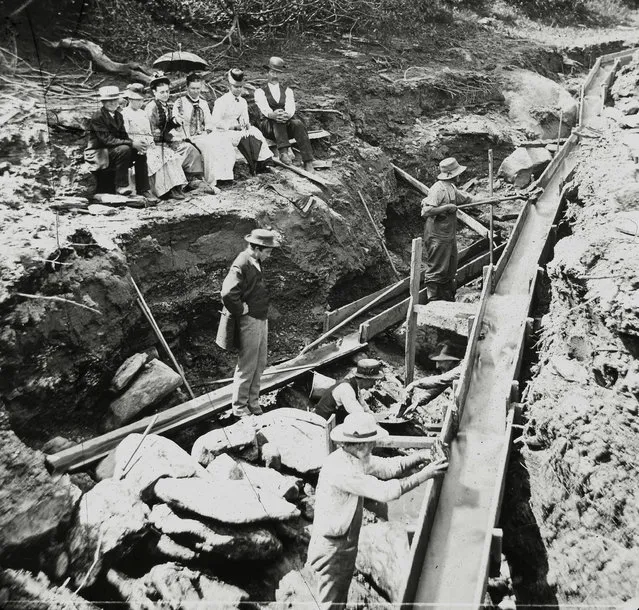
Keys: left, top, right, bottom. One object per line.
{"left": 309, "top": 372, "right": 336, "bottom": 401}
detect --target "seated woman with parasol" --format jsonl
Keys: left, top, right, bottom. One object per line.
{"left": 211, "top": 69, "right": 274, "bottom": 177}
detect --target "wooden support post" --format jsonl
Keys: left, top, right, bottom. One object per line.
{"left": 510, "top": 381, "right": 520, "bottom": 404}
{"left": 325, "top": 413, "right": 336, "bottom": 455}
{"left": 489, "top": 528, "right": 503, "bottom": 578}
{"left": 556, "top": 111, "right": 563, "bottom": 152}
{"left": 488, "top": 149, "right": 494, "bottom": 292}
{"left": 404, "top": 237, "right": 423, "bottom": 386}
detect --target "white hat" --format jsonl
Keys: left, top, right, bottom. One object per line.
{"left": 98, "top": 85, "right": 121, "bottom": 101}
{"left": 437, "top": 157, "right": 467, "bottom": 180}
{"left": 330, "top": 412, "right": 389, "bottom": 443}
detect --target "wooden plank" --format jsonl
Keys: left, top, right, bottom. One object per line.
{"left": 493, "top": 200, "right": 531, "bottom": 288}
{"left": 537, "top": 133, "right": 579, "bottom": 190}
{"left": 471, "top": 408, "right": 516, "bottom": 608}
{"left": 405, "top": 238, "right": 423, "bottom": 385}
{"left": 271, "top": 158, "right": 333, "bottom": 187}
{"left": 358, "top": 246, "right": 502, "bottom": 343}
{"left": 323, "top": 239, "right": 488, "bottom": 332}
{"left": 265, "top": 129, "right": 331, "bottom": 148}
{"left": 392, "top": 163, "right": 489, "bottom": 238}
{"left": 454, "top": 265, "right": 493, "bottom": 418}
{"left": 377, "top": 435, "right": 437, "bottom": 449}
{"left": 598, "top": 47, "right": 636, "bottom": 66}
{"left": 46, "top": 332, "right": 366, "bottom": 473}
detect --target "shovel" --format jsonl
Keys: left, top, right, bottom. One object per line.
{"left": 457, "top": 186, "right": 543, "bottom": 210}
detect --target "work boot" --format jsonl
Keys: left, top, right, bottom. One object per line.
{"left": 116, "top": 186, "right": 132, "bottom": 196}
{"left": 184, "top": 172, "right": 204, "bottom": 191}
{"left": 280, "top": 149, "right": 295, "bottom": 165}
{"left": 303, "top": 161, "right": 315, "bottom": 173}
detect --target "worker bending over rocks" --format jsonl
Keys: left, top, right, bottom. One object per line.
{"left": 307, "top": 412, "right": 448, "bottom": 609}
{"left": 311, "top": 358, "right": 384, "bottom": 423}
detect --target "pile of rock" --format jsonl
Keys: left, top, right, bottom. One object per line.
{"left": 107, "top": 351, "right": 183, "bottom": 428}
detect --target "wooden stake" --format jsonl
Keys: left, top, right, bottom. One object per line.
{"left": 556, "top": 111, "right": 563, "bottom": 151}
{"left": 404, "top": 237, "right": 423, "bottom": 386}
{"left": 271, "top": 157, "right": 332, "bottom": 187}
{"left": 120, "top": 414, "right": 159, "bottom": 477}
{"left": 357, "top": 190, "right": 401, "bottom": 280}
{"left": 129, "top": 277, "right": 195, "bottom": 399}
{"left": 299, "top": 277, "right": 405, "bottom": 355}
{"left": 488, "top": 150, "right": 494, "bottom": 290}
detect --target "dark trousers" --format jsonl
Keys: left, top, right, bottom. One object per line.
{"left": 260, "top": 117, "right": 314, "bottom": 162}
{"left": 108, "top": 144, "right": 150, "bottom": 192}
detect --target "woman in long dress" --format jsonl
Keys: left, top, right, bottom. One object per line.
{"left": 121, "top": 86, "right": 186, "bottom": 200}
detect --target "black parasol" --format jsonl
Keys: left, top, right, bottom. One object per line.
{"left": 153, "top": 44, "right": 208, "bottom": 73}
{"left": 237, "top": 133, "right": 263, "bottom": 175}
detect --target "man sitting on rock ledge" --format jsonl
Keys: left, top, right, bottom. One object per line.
{"left": 87, "top": 85, "right": 152, "bottom": 198}
{"left": 307, "top": 412, "right": 449, "bottom": 609}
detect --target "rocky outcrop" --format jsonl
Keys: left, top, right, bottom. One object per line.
{"left": 498, "top": 146, "right": 552, "bottom": 188}
{"left": 257, "top": 408, "right": 328, "bottom": 474}
{"left": 107, "top": 563, "right": 248, "bottom": 610}
{"left": 0, "top": 419, "right": 81, "bottom": 567}
{"left": 109, "top": 359, "right": 182, "bottom": 426}
{"left": 154, "top": 477, "right": 300, "bottom": 524}
{"left": 113, "top": 433, "right": 204, "bottom": 498}
{"left": 149, "top": 503, "right": 282, "bottom": 561}
{"left": 191, "top": 420, "right": 258, "bottom": 466}
{"left": 110, "top": 352, "right": 149, "bottom": 393}
{"left": 66, "top": 479, "right": 149, "bottom": 589}
{"left": 0, "top": 569, "right": 100, "bottom": 609}
{"left": 356, "top": 522, "right": 411, "bottom": 602}
{"left": 206, "top": 453, "right": 301, "bottom": 501}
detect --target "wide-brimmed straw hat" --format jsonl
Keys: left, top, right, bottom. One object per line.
{"left": 98, "top": 85, "right": 121, "bottom": 101}
{"left": 264, "top": 56, "right": 286, "bottom": 72}
{"left": 430, "top": 342, "right": 464, "bottom": 362}
{"left": 149, "top": 72, "right": 170, "bottom": 90}
{"left": 352, "top": 358, "right": 384, "bottom": 380}
{"left": 245, "top": 228, "right": 280, "bottom": 248}
{"left": 437, "top": 157, "right": 467, "bottom": 180}
{"left": 122, "top": 85, "right": 144, "bottom": 100}
{"left": 228, "top": 68, "right": 244, "bottom": 85}
{"left": 330, "top": 412, "right": 389, "bottom": 443}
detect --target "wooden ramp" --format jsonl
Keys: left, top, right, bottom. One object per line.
{"left": 46, "top": 332, "right": 365, "bottom": 473}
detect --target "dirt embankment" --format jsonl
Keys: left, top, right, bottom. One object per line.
{"left": 502, "top": 113, "right": 639, "bottom": 604}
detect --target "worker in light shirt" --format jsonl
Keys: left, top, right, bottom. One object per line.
{"left": 211, "top": 68, "right": 274, "bottom": 178}
{"left": 307, "top": 412, "right": 448, "bottom": 609}
{"left": 254, "top": 56, "right": 315, "bottom": 172}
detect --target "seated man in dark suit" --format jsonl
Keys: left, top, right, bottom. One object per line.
{"left": 254, "top": 57, "right": 315, "bottom": 172}
{"left": 87, "top": 85, "right": 151, "bottom": 197}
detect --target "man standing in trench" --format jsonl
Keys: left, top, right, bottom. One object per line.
{"left": 307, "top": 412, "right": 448, "bottom": 608}
{"left": 221, "top": 229, "right": 280, "bottom": 418}
{"left": 422, "top": 157, "right": 475, "bottom": 301}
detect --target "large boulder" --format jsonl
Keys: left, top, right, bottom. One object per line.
{"left": 206, "top": 453, "right": 301, "bottom": 501}
{"left": 110, "top": 352, "right": 149, "bottom": 393}
{"left": 66, "top": 479, "right": 149, "bottom": 589}
{"left": 191, "top": 420, "right": 257, "bottom": 466}
{"left": 112, "top": 433, "right": 205, "bottom": 498}
{"left": 0, "top": 422, "right": 81, "bottom": 566}
{"left": 498, "top": 146, "right": 552, "bottom": 188}
{"left": 356, "top": 522, "right": 411, "bottom": 602}
{"left": 154, "top": 477, "right": 300, "bottom": 524}
{"left": 149, "top": 503, "right": 282, "bottom": 561}
{"left": 257, "top": 408, "right": 328, "bottom": 474}
{"left": 499, "top": 68, "right": 578, "bottom": 139}
{"left": 0, "top": 569, "right": 100, "bottom": 609}
{"left": 107, "top": 563, "right": 248, "bottom": 610}
{"left": 109, "top": 359, "right": 182, "bottom": 426}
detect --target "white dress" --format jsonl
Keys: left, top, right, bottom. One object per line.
{"left": 121, "top": 106, "right": 186, "bottom": 197}
{"left": 212, "top": 91, "right": 273, "bottom": 177}
{"left": 172, "top": 96, "right": 235, "bottom": 183}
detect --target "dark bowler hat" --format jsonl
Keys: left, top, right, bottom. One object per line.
{"left": 264, "top": 56, "right": 286, "bottom": 72}
{"left": 245, "top": 228, "right": 280, "bottom": 248}
{"left": 353, "top": 358, "right": 384, "bottom": 379}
